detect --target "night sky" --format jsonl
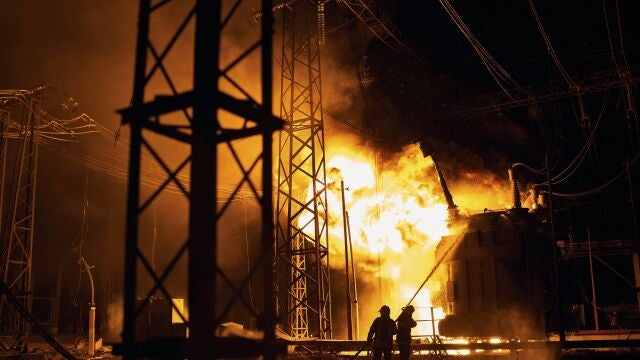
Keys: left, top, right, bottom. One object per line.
{"left": 1, "top": 0, "right": 639, "bottom": 338}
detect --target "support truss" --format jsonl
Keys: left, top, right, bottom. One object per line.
{"left": 116, "top": 0, "right": 280, "bottom": 359}
{"left": 0, "top": 93, "right": 39, "bottom": 348}
{"left": 276, "top": 0, "right": 332, "bottom": 339}
{"left": 0, "top": 109, "right": 8, "bottom": 233}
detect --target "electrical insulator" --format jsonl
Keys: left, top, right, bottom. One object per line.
{"left": 508, "top": 168, "right": 522, "bottom": 209}
{"left": 317, "top": 2, "right": 326, "bottom": 49}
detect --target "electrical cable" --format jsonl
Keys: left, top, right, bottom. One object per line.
{"left": 529, "top": 0, "right": 598, "bottom": 143}
{"left": 512, "top": 162, "right": 546, "bottom": 175}
{"left": 549, "top": 87, "right": 611, "bottom": 185}
{"left": 602, "top": 0, "right": 621, "bottom": 74}
{"left": 529, "top": 0, "right": 576, "bottom": 89}
{"left": 541, "top": 87, "right": 611, "bottom": 187}
{"left": 547, "top": 152, "right": 639, "bottom": 198}
{"left": 437, "top": 0, "right": 521, "bottom": 99}
{"left": 613, "top": 0, "right": 640, "bottom": 149}
{"left": 324, "top": 109, "right": 378, "bottom": 139}
{"left": 3, "top": 89, "right": 273, "bottom": 207}
{"left": 614, "top": 0, "right": 631, "bottom": 71}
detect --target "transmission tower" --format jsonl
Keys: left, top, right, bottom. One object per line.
{"left": 0, "top": 88, "right": 43, "bottom": 349}
{"left": 276, "top": 0, "right": 332, "bottom": 339}
{"left": 116, "top": 1, "right": 279, "bottom": 359}
{"left": 0, "top": 86, "right": 103, "bottom": 351}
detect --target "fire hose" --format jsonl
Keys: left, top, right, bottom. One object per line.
{"left": 405, "top": 233, "right": 461, "bottom": 308}
{"left": 348, "top": 339, "right": 373, "bottom": 360}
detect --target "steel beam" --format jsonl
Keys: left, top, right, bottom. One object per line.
{"left": 117, "top": 0, "right": 280, "bottom": 358}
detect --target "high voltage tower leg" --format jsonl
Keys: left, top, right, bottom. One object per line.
{"left": 0, "top": 95, "right": 39, "bottom": 350}
{"left": 117, "top": 0, "right": 279, "bottom": 359}
{"left": 276, "top": 0, "right": 332, "bottom": 339}
{"left": 0, "top": 109, "right": 8, "bottom": 233}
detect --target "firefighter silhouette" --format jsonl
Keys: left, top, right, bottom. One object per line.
{"left": 367, "top": 305, "right": 397, "bottom": 360}
{"left": 396, "top": 305, "right": 417, "bottom": 360}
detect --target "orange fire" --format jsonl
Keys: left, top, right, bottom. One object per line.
{"left": 298, "top": 135, "right": 512, "bottom": 338}
{"left": 321, "top": 142, "right": 450, "bottom": 337}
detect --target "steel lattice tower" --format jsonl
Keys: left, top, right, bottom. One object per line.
{"left": 276, "top": 0, "right": 332, "bottom": 339}
{"left": 116, "top": 1, "right": 279, "bottom": 359}
{"left": 0, "top": 93, "right": 39, "bottom": 347}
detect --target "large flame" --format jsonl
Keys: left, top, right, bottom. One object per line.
{"left": 326, "top": 148, "right": 449, "bottom": 257}
{"left": 297, "top": 136, "right": 512, "bottom": 338}
{"left": 322, "top": 143, "right": 450, "bottom": 337}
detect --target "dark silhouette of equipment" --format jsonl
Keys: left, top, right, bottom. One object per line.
{"left": 418, "top": 139, "right": 459, "bottom": 219}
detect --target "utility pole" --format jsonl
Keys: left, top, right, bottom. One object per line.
{"left": 341, "top": 181, "right": 352, "bottom": 339}
{"left": 627, "top": 158, "right": 640, "bottom": 311}
{"left": 586, "top": 227, "right": 599, "bottom": 331}
{"left": 346, "top": 211, "right": 359, "bottom": 338}
{"left": 276, "top": 0, "right": 332, "bottom": 339}
{"left": 79, "top": 257, "right": 96, "bottom": 356}
{"left": 546, "top": 155, "right": 565, "bottom": 345}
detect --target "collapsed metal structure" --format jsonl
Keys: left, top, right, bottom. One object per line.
{"left": 117, "top": 0, "right": 280, "bottom": 358}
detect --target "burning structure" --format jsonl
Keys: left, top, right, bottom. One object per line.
{"left": 435, "top": 208, "right": 551, "bottom": 338}
{"left": 2, "top": 0, "right": 640, "bottom": 359}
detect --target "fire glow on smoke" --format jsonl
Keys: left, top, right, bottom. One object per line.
{"left": 299, "top": 140, "right": 511, "bottom": 338}
{"left": 322, "top": 143, "right": 450, "bottom": 336}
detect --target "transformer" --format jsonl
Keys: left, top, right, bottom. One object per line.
{"left": 435, "top": 208, "right": 552, "bottom": 338}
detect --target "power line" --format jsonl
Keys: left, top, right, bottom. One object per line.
{"left": 548, "top": 152, "right": 639, "bottom": 198}
{"left": 3, "top": 88, "right": 258, "bottom": 202}
{"left": 437, "top": 0, "right": 522, "bottom": 99}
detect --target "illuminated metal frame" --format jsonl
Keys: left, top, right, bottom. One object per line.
{"left": 0, "top": 96, "right": 38, "bottom": 344}
{"left": 118, "top": 0, "right": 279, "bottom": 358}
{"left": 276, "top": 0, "right": 332, "bottom": 339}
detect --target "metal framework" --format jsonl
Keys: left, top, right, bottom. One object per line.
{"left": 116, "top": 0, "right": 279, "bottom": 358}
{"left": 0, "top": 92, "right": 39, "bottom": 348}
{"left": 443, "top": 68, "right": 640, "bottom": 117}
{"left": 0, "top": 109, "right": 8, "bottom": 232}
{"left": 276, "top": 0, "right": 332, "bottom": 339}
{"left": 0, "top": 87, "right": 107, "bottom": 354}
